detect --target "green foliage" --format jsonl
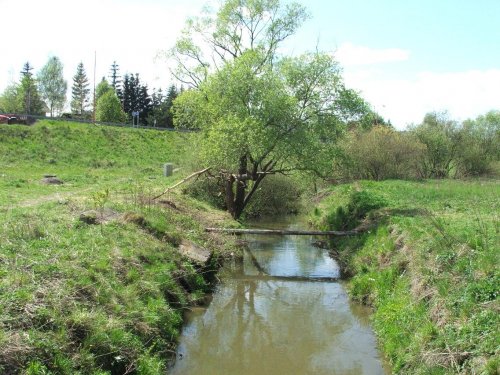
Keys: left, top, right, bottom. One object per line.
{"left": 96, "top": 91, "right": 126, "bottom": 123}
{"left": 334, "top": 110, "right": 500, "bottom": 182}
{"left": 410, "top": 110, "right": 500, "bottom": 178}
{"left": 335, "top": 126, "right": 426, "bottom": 181}
{"left": 457, "top": 110, "right": 500, "bottom": 176}
{"left": 0, "top": 62, "right": 45, "bottom": 115}
{"left": 0, "top": 83, "right": 22, "bottom": 113}
{"left": 95, "top": 78, "right": 113, "bottom": 103}
{"left": 171, "top": 0, "right": 369, "bottom": 218}
{"left": 121, "top": 74, "right": 152, "bottom": 124}
{"left": 313, "top": 179, "right": 500, "bottom": 374}
{"left": 37, "top": 56, "right": 67, "bottom": 117}
{"left": 325, "top": 188, "right": 388, "bottom": 230}
{"left": 243, "top": 174, "right": 304, "bottom": 218}
{"left": 184, "top": 177, "right": 226, "bottom": 209}
{"left": 71, "top": 62, "right": 91, "bottom": 117}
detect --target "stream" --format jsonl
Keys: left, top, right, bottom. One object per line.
{"left": 170, "top": 217, "right": 389, "bottom": 375}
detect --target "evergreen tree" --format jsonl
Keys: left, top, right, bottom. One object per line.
{"left": 109, "top": 61, "right": 122, "bottom": 98}
{"left": 120, "top": 73, "right": 152, "bottom": 124}
{"left": 71, "top": 62, "right": 90, "bottom": 117}
{"left": 121, "top": 74, "right": 133, "bottom": 116}
{"left": 138, "top": 84, "right": 152, "bottom": 123}
{"left": 18, "top": 62, "right": 45, "bottom": 115}
{"left": 148, "top": 88, "right": 164, "bottom": 126}
{"left": 164, "top": 85, "right": 178, "bottom": 127}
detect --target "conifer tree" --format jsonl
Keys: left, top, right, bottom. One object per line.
{"left": 121, "top": 73, "right": 151, "bottom": 124}
{"left": 71, "top": 62, "right": 90, "bottom": 117}
{"left": 18, "top": 62, "right": 45, "bottom": 115}
{"left": 109, "top": 61, "right": 122, "bottom": 98}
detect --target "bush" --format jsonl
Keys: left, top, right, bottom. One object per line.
{"left": 334, "top": 126, "right": 425, "bottom": 181}
{"left": 96, "top": 91, "right": 126, "bottom": 123}
{"left": 185, "top": 174, "right": 303, "bottom": 218}
{"left": 243, "top": 174, "right": 303, "bottom": 218}
{"left": 184, "top": 177, "right": 226, "bottom": 209}
{"left": 410, "top": 112, "right": 460, "bottom": 178}
{"left": 455, "top": 111, "right": 500, "bottom": 176}
{"left": 326, "top": 189, "right": 388, "bottom": 230}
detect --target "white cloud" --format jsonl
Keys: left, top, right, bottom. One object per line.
{"left": 344, "top": 68, "right": 500, "bottom": 129}
{"left": 334, "top": 42, "right": 410, "bottom": 66}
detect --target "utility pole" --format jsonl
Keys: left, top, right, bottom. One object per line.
{"left": 93, "top": 51, "right": 96, "bottom": 123}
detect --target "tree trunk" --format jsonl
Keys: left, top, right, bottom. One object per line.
{"left": 225, "top": 174, "right": 236, "bottom": 216}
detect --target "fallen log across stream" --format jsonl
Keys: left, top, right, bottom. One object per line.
{"left": 231, "top": 274, "right": 338, "bottom": 283}
{"left": 205, "top": 228, "right": 360, "bottom": 236}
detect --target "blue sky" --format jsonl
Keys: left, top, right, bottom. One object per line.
{"left": 1, "top": 0, "right": 499, "bottom": 129}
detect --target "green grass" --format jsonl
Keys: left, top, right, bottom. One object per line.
{"left": 0, "top": 120, "right": 194, "bottom": 206}
{"left": 311, "top": 179, "right": 499, "bottom": 374}
{"left": 0, "top": 120, "right": 238, "bottom": 374}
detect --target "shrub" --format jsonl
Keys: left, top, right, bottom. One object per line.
{"left": 96, "top": 91, "right": 126, "bottom": 123}
{"left": 334, "top": 126, "right": 425, "bottom": 181}
{"left": 455, "top": 110, "right": 500, "bottom": 176}
{"left": 243, "top": 174, "right": 303, "bottom": 218}
{"left": 326, "top": 189, "right": 388, "bottom": 230}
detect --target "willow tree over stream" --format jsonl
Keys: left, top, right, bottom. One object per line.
{"left": 170, "top": 0, "right": 369, "bottom": 219}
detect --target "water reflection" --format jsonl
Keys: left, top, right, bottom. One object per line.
{"left": 170, "top": 217, "right": 387, "bottom": 375}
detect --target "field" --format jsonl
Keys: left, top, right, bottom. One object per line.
{"left": 311, "top": 179, "right": 499, "bottom": 374}
{"left": 0, "top": 120, "right": 238, "bottom": 374}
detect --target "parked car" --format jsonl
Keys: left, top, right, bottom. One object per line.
{"left": 0, "top": 115, "right": 17, "bottom": 124}
{"left": 0, "top": 114, "right": 10, "bottom": 124}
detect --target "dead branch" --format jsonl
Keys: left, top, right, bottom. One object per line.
{"left": 152, "top": 167, "right": 211, "bottom": 200}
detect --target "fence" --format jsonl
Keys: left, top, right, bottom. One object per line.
{"left": 0, "top": 113, "right": 198, "bottom": 132}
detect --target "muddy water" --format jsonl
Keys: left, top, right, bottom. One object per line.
{"left": 170, "top": 217, "right": 388, "bottom": 375}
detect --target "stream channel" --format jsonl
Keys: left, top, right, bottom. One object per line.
{"left": 170, "top": 217, "right": 389, "bottom": 375}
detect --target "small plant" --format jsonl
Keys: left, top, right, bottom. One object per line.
{"left": 91, "top": 188, "right": 110, "bottom": 219}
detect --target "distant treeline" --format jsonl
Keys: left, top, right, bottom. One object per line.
{"left": 0, "top": 60, "right": 181, "bottom": 127}
{"left": 333, "top": 110, "right": 500, "bottom": 180}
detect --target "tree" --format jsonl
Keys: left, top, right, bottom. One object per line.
{"left": 0, "top": 63, "right": 45, "bottom": 115}
{"left": 109, "top": 61, "right": 122, "bottom": 97}
{"left": 457, "top": 110, "right": 500, "bottom": 176}
{"left": 71, "top": 62, "right": 90, "bottom": 117}
{"left": 0, "top": 84, "right": 21, "bottom": 113}
{"left": 38, "top": 56, "right": 67, "bottom": 116}
{"left": 18, "top": 62, "right": 45, "bottom": 115}
{"left": 96, "top": 91, "right": 126, "bottom": 123}
{"left": 95, "top": 78, "right": 112, "bottom": 103}
{"left": 163, "top": 85, "right": 179, "bottom": 127}
{"left": 411, "top": 112, "right": 460, "bottom": 178}
{"left": 171, "top": 0, "right": 368, "bottom": 218}
{"left": 121, "top": 73, "right": 151, "bottom": 124}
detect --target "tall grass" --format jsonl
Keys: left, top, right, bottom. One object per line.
{"left": 0, "top": 120, "right": 237, "bottom": 374}
{"left": 312, "top": 179, "right": 499, "bottom": 374}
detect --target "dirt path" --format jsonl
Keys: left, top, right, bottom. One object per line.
{"left": 3, "top": 187, "right": 94, "bottom": 209}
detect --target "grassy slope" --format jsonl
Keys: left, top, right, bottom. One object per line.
{"left": 311, "top": 179, "right": 499, "bottom": 374}
{"left": 0, "top": 121, "right": 238, "bottom": 374}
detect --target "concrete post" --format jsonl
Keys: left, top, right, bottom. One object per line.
{"left": 163, "top": 163, "right": 174, "bottom": 177}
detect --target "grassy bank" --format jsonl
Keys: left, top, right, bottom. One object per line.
{"left": 311, "top": 179, "right": 499, "bottom": 374}
{"left": 0, "top": 121, "right": 239, "bottom": 374}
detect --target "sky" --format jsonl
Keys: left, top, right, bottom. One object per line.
{"left": 1, "top": 0, "right": 499, "bottom": 129}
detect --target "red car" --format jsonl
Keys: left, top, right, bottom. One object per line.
{"left": 0, "top": 114, "right": 17, "bottom": 124}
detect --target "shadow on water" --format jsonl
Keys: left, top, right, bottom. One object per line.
{"left": 169, "top": 216, "right": 389, "bottom": 375}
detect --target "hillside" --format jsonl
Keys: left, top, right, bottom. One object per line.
{"left": 311, "top": 179, "right": 499, "bottom": 374}
{"left": 0, "top": 120, "right": 238, "bottom": 374}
